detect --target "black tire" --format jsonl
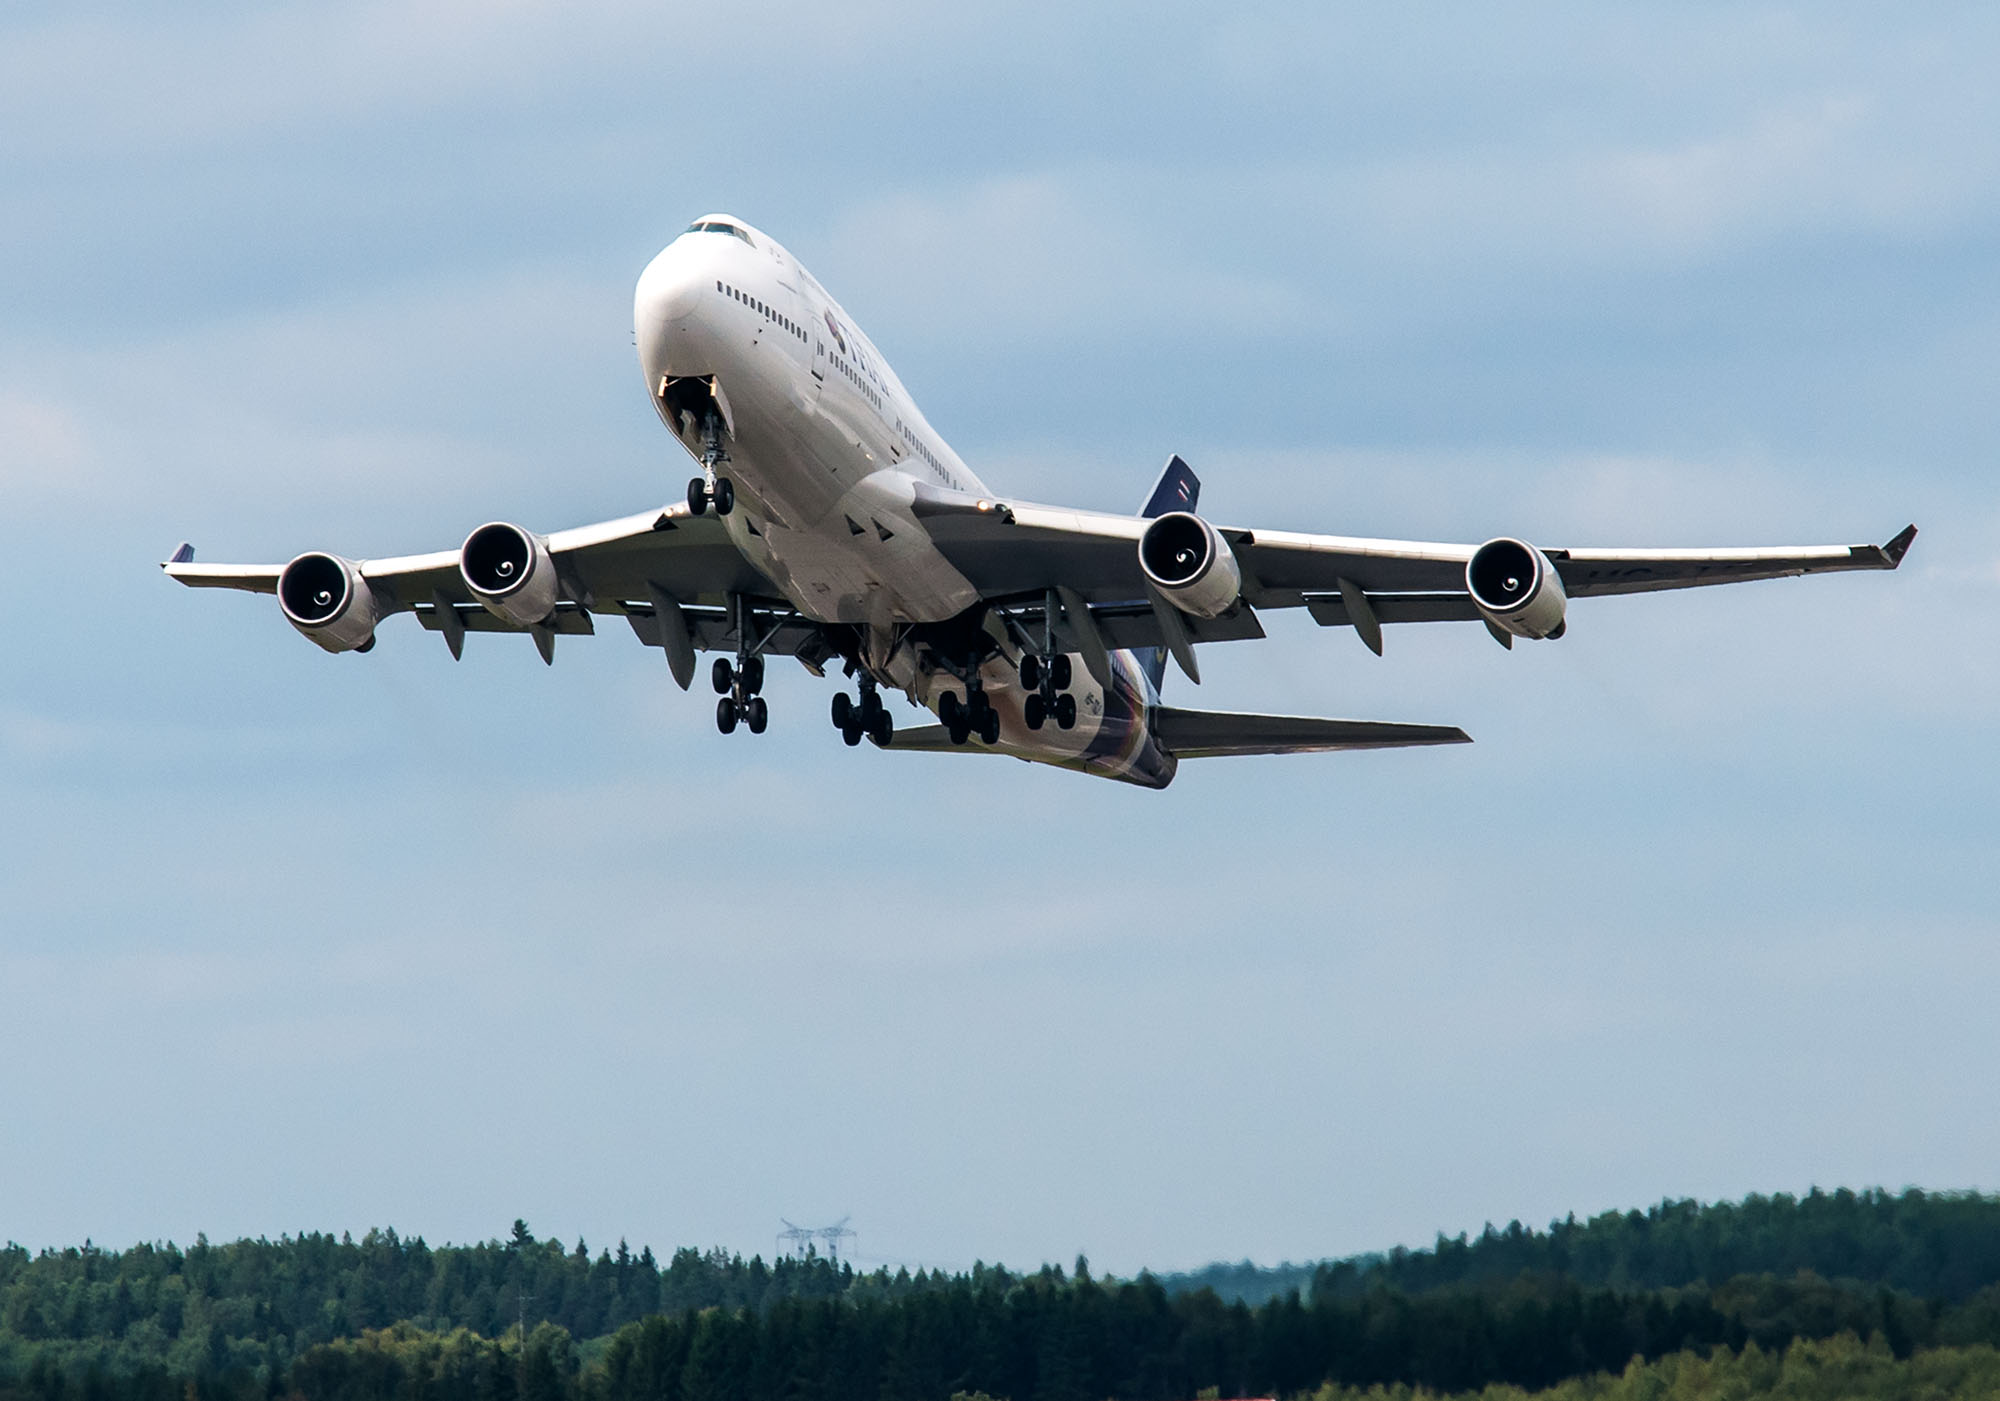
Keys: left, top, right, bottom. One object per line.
{"left": 713, "top": 477, "right": 736, "bottom": 515}
{"left": 947, "top": 717, "right": 971, "bottom": 746}
{"left": 1024, "top": 694, "right": 1046, "bottom": 730}
{"left": 1019, "top": 654, "right": 1042, "bottom": 691}
{"left": 869, "top": 710, "right": 894, "bottom": 747}
{"left": 1055, "top": 692, "right": 1077, "bottom": 730}
{"left": 831, "top": 692, "right": 854, "bottom": 728}
{"left": 938, "top": 691, "right": 962, "bottom": 727}
{"left": 1050, "top": 654, "right": 1073, "bottom": 690}
{"left": 740, "top": 654, "right": 765, "bottom": 695}
{"left": 745, "top": 696, "right": 768, "bottom": 734}
{"left": 687, "top": 477, "right": 708, "bottom": 515}
{"left": 842, "top": 720, "right": 864, "bottom": 746}
{"left": 980, "top": 708, "right": 1001, "bottom": 746}
{"left": 715, "top": 697, "right": 738, "bottom": 734}
{"left": 712, "top": 658, "right": 734, "bottom": 695}
{"left": 969, "top": 690, "right": 992, "bottom": 727}
{"left": 860, "top": 689, "right": 883, "bottom": 723}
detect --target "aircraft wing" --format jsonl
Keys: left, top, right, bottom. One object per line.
{"left": 164, "top": 503, "right": 808, "bottom": 682}
{"left": 919, "top": 488, "right": 1916, "bottom": 657}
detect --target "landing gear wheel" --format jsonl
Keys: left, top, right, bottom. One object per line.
{"left": 687, "top": 477, "right": 709, "bottom": 516}
{"left": 831, "top": 692, "right": 854, "bottom": 728}
{"left": 869, "top": 709, "right": 894, "bottom": 747}
{"left": 938, "top": 691, "right": 963, "bottom": 728}
{"left": 739, "top": 654, "right": 765, "bottom": 695}
{"left": 1055, "top": 692, "right": 1077, "bottom": 730}
{"left": 968, "top": 691, "right": 993, "bottom": 729}
{"left": 860, "top": 689, "right": 884, "bottom": 724}
{"left": 1024, "top": 693, "right": 1046, "bottom": 731}
{"left": 712, "top": 477, "right": 736, "bottom": 516}
{"left": 979, "top": 707, "right": 1001, "bottom": 746}
{"left": 712, "top": 658, "right": 734, "bottom": 695}
{"left": 1019, "top": 653, "right": 1042, "bottom": 691}
{"left": 715, "top": 697, "right": 739, "bottom": 734}
{"left": 947, "top": 717, "right": 971, "bottom": 746}
{"left": 841, "top": 720, "right": 864, "bottom": 746}
{"left": 1050, "top": 654, "right": 1073, "bottom": 690}
{"left": 745, "top": 696, "right": 768, "bottom": 734}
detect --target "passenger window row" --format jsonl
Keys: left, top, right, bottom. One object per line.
{"left": 832, "top": 355, "right": 882, "bottom": 411}
{"left": 715, "top": 282, "right": 807, "bottom": 343}
{"left": 896, "top": 420, "right": 957, "bottom": 489}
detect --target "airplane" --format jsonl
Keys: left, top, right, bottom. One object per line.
{"left": 164, "top": 213, "right": 1917, "bottom": 789}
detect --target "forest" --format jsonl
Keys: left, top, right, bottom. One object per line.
{"left": 7, "top": 1189, "right": 2000, "bottom": 1401}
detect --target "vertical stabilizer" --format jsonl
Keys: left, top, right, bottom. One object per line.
{"left": 1134, "top": 455, "right": 1200, "bottom": 693}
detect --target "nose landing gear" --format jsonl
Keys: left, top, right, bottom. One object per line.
{"left": 686, "top": 411, "right": 736, "bottom": 517}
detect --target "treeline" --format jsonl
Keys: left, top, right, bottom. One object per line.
{"left": 1156, "top": 1188, "right": 2000, "bottom": 1306}
{"left": 0, "top": 1221, "right": 879, "bottom": 1361}
{"left": 10, "top": 1189, "right": 2000, "bottom": 1399}
{"left": 1310, "top": 1187, "right": 2000, "bottom": 1302}
{"left": 24, "top": 1264, "right": 2000, "bottom": 1401}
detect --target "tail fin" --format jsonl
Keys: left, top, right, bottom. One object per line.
{"left": 1134, "top": 455, "right": 1199, "bottom": 693}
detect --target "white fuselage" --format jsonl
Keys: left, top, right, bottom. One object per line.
{"left": 632, "top": 217, "right": 1174, "bottom": 786}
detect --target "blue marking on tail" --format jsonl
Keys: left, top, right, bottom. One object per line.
{"left": 1134, "top": 455, "right": 1199, "bottom": 695}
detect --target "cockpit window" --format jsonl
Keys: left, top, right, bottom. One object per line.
{"left": 684, "top": 220, "right": 753, "bottom": 245}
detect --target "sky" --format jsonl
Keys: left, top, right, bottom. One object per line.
{"left": 3, "top": 2, "right": 1998, "bottom": 1278}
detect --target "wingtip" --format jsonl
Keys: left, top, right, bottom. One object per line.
{"left": 164, "top": 541, "right": 194, "bottom": 568}
{"left": 1884, "top": 523, "right": 1918, "bottom": 566}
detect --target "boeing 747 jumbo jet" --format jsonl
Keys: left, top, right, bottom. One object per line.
{"left": 165, "top": 215, "right": 1916, "bottom": 788}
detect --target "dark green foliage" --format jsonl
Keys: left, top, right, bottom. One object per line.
{"left": 1298, "top": 1187, "right": 2000, "bottom": 1303}
{"left": 10, "top": 1191, "right": 2000, "bottom": 1399}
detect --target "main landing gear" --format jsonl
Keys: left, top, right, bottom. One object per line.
{"left": 686, "top": 411, "right": 736, "bottom": 517}
{"left": 712, "top": 597, "right": 770, "bottom": 735}
{"left": 1017, "top": 651, "right": 1077, "bottom": 732}
{"left": 830, "top": 672, "right": 894, "bottom": 748}
{"left": 938, "top": 684, "right": 1001, "bottom": 747}
{"left": 712, "top": 653, "right": 766, "bottom": 734}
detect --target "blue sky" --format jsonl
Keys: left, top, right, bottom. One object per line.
{"left": 3, "top": 3, "right": 1997, "bottom": 1275}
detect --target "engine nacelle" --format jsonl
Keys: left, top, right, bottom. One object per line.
{"left": 1466, "top": 537, "right": 1568, "bottom": 639}
{"left": 1138, "top": 511, "right": 1242, "bottom": 619}
{"left": 277, "top": 552, "right": 381, "bottom": 653}
{"left": 459, "top": 521, "right": 558, "bottom": 627}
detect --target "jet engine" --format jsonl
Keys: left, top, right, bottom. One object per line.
{"left": 459, "top": 521, "right": 558, "bottom": 627}
{"left": 1465, "top": 537, "right": 1568, "bottom": 639}
{"left": 1138, "top": 511, "right": 1242, "bottom": 618}
{"left": 277, "top": 552, "right": 380, "bottom": 653}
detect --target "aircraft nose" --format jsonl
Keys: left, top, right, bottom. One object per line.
{"left": 634, "top": 243, "right": 705, "bottom": 332}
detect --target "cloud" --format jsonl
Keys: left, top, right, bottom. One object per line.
{"left": 0, "top": 390, "right": 91, "bottom": 500}
{"left": 818, "top": 177, "right": 1298, "bottom": 347}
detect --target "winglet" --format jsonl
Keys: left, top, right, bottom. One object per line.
{"left": 166, "top": 542, "right": 195, "bottom": 567}
{"left": 1882, "top": 524, "right": 1918, "bottom": 567}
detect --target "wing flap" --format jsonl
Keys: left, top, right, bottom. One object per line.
{"left": 1151, "top": 706, "right": 1471, "bottom": 758}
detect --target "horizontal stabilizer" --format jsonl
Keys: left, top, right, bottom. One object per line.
{"left": 1150, "top": 706, "right": 1470, "bottom": 758}
{"left": 883, "top": 724, "right": 1005, "bottom": 754}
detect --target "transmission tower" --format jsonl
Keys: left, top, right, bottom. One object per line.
{"left": 816, "top": 1217, "right": 856, "bottom": 1261}
{"left": 777, "top": 1216, "right": 856, "bottom": 1262}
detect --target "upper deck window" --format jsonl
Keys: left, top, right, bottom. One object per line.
{"left": 684, "top": 220, "right": 754, "bottom": 246}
